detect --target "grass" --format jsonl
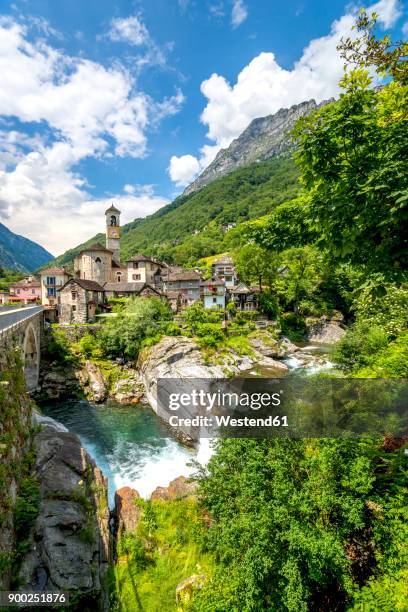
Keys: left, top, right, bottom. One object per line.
{"left": 111, "top": 498, "right": 214, "bottom": 612}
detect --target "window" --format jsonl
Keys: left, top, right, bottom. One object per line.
{"left": 95, "top": 256, "right": 101, "bottom": 263}
{"left": 47, "top": 287, "right": 56, "bottom": 297}
{"left": 16, "top": 289, "right": 20, "bottom": 294}
{"left": 72, "top": 305, "right": 77, "bottom": 311}
{"left": 117, "top": 274, "right": 121, "bottom": 282}
{"left": 71, "top": 291, "right": 77, "bottom": 300}
{"left": 132, "top": 274, "right": 141, "bottom": 281}
{"left": 133, "top": 262, "right": 139, "bottom": 269}
{"left": 47, "top": 276, "right": 56, "bottom": 285}
{"left": 110, "top": 215, "right": 117, "bottom": 226}
{"left": 32, "top": 289, "right": 35, "bottom": 294}
{"left": 212, "top": 297, "right": 217, "bottom": 303}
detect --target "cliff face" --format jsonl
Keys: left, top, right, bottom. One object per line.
{"left": 0, "top": 341, "right": 111, "bottom": 610}
{"left": 18, "top": 418, "right": 111, "bottom": 610}
{"left": 184, "top": 98, "right": 331, "bottom": 195}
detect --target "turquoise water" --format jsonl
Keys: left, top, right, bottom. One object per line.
{"left": 40, "top": 346, "right": 332, "bottom": 506}
{"left": 40, "top": 400, "right": 197, "bottom": 506}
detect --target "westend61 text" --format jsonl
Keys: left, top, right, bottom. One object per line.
{"left": 168, "top": 415, "right": 288, "bottom": 428}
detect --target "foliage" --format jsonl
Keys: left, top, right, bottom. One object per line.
{"left": 0, "top": 268, "right": 26, "bottom": 292}
{"left": 98, "top": 297, "right": 174, "bottom": 360}
{"left": 234, "top": 244, "right": 277, "bottom": 290}
{"left": 276, "top": 246, "right": 323, "bottom": 313}
{"left": 257, "top": 290, "right": 279, "bottom": 319}
{"left": 278, "top": 311, "right": 307, "bottom": 341}
{"left": 73, "top": 334, "right": 103, "bottom": 359}
{"left": 111, "top": 498, "right": 214, "bottom": 612}
{"left": 293, "top": 71, "right": 408, "bottom": 275}
{"left": 354, "top": 331, "right": 408, "bottom": 378}
{"left": 192, "top": 438, "right": 387, "bottom": 612}
{"left": 352, "top": 284, "right": 408, "bottom": 336}
{"left": 43, "top": 329, "right": 77, "bottom": 364}
{"left": 337, "top": 9, "right": 408, "bottom": 85}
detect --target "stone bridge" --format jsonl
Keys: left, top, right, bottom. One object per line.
{"left": 0, "top": 305, "right": 44, "bottom": 392}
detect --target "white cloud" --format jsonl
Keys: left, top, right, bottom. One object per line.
{"left": 168, "top": 154, "right": 201, "bottom": 187}
{"left": 231, "top": 0, "right": 248, "bottom": 28}
{"left": 169, "top": 0, "right": 402, "bottom": 186}
{"left": 0, "top": 17, "right": 182, "bottom": 254}
{"left": 370, "top": 0, "right": 402, "bottom": 28}
{"left": 107, "top": 16, "right": 149, "bottom": 46}
{"left": 402, "top": 21, "right": 408, "bottom": 36}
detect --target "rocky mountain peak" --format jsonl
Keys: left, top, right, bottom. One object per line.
{"left": 183, "top": 98, "right": 332, "bottom": 196}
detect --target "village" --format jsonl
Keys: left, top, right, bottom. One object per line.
{"left": 0, "top": 205, "right": 262, "bottom": 324}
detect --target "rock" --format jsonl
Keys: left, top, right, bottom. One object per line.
{"left": 255, "top": 356, "right": 289, "bottom": 373}
{"left": 84, "top": 361, "right": 107, "bottom": 402}
{"left": 115, "top": 487, "right": 142, "bottom": 536}
{"left": 150, "top": 476, "right": 197, "bottom": 502}
{"left": 280, "top": 336, "right": 300, "bottom": 354}
{"left": 33, "top": 411, "right": 69, "bottom": 433}
{"left": 184, "top": 98, "right": 332, "bottom": 196}
{"left": 307, "top": 319, "right": 346, "bottom": 344}
{"left": 114, "top": 391, "right": 144, "bottom": 404}
{"left": 18, "top": 425, "right": 111, "bottom": 609}
{"left": 176, "top": 574, "right": 206, "bottom": 606}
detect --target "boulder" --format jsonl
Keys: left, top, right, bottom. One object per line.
{"left": 84, "top": 361, "right": 107, "bottom": 402}
{"left": 18, "top": 425, "right": 111, "bottom": 609}
{"left": 151, "top": 476, "right": 197, "bottom": 502}
{"left": 176, "top": 574, "right": 206, "bottom": 606}
{"left": 115, "top": 487, "right": 142, "bottom": 536}
{"left": 307, "top": 319, "right": 346, "bottom": 344}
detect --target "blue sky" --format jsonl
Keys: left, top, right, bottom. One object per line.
{"left": 0, "top": 0, "right": 406, "bottom": 254}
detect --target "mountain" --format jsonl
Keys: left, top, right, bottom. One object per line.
{"left": 0, "top": 223, "right": 53, "bottom": 272}
{"left": 45, "top": 155, "right": 299, "bottom": 270}
{"left": 184, "top": 98, "right": 331, "bottom": 196}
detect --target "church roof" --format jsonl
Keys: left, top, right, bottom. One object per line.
{"left": 105, "top": 204, "right": 121, "bottom": 214}
{"left": 79, "top": 242, "right": 113, "bottom": 255}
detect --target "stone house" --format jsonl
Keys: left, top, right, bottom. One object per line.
{"left": 201, "top": 280, "right": 228, "bottom": 309}
{"left": 103, "top": 281, "right": 164, "bottom": 300}
{"left": 211, "top": 256, "right": 238, "bottom": 288}
{"left": 8, "top": 276, "right": 41, "bottom": 304}
{"left": 40, "top": 267, "right": 70, "bottom": 307}
{"left": 229, "top": 283, "right": 260, "bottom": 310}
{"left": 59, "top": 278, "right": 105, "bottom": 324}
{"left": 163, "top": 270, "right": 201, "bottom": 308}
{"left": 126, "top": 255, "right": 168, "bottom": 286}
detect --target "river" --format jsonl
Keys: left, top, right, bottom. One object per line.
{"left": 40, "top": 344, "right": 332, "bottom": 506}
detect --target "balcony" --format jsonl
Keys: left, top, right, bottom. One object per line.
{"left": 43, "top": 280, "right": 64, "bottom": 287}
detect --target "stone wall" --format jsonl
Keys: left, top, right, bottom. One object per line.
{"left": 0, "top": 336, "right": 35, "bottom": 589}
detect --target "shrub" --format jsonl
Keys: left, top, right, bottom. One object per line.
{"left": 258, "top": 290, "right": 279, "bottom": 318}
{"left": 279, "top": 312, "right": 307, "bottom": 340}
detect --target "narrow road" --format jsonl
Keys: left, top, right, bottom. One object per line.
{"left": 0, "top": 305, "right": 44, "bottom": 332}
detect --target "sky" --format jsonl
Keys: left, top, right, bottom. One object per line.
{"left": 0, "top": 0, "right": 406, "bottom": 255}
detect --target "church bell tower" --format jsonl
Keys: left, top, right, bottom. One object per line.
{"left": 105, "top": 204, "right": 121, "bottom": 264}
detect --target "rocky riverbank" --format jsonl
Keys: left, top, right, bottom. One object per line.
{"left": 17, "top": 414, "right": 111, "bottom": 610}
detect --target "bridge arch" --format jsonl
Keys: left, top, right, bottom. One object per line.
{"left": 22, "top": 322, "right": 39, "bottom": 392}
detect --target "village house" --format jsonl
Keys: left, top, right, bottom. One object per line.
{"left": 40, "top": 268, "right": 70, "bottom": 307}
{"left": 229, "top": 282, "right": 260, "bottom": 310}
{"left": 59, "top": 278, "right": 105, "bottom": 324}
{"left": 162, "top": 269, "right": 201, "bottom": 308}
{"left": 201, "top": 280, "right": 228, "bottom": 309}
{"left": 8, "top": 276, "right": 41, "bottom": 304}
{"left": 103, "top": 281, "right": 164, "bottom": 300}
{"left": 125, "top": 255, "right": 168, "bottom": 286}
{"left": 211, "top": 256, "right": 238, "bottom": 288}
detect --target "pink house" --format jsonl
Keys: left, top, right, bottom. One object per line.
{"left": 9, "top": 276, "right": 41, "bottom": 304}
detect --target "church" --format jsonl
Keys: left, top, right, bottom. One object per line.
{"left": 58, "top": 205, "right": 167, "bottom": 324}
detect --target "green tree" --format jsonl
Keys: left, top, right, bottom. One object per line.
{"left": 234, "top": 244, "right": 277, "bottom": 291}
{"left": 277, "top": 245, "right": 323, "bottom": 312}
{"left": 293, "top": 70, "right": 408, "bottom": 276}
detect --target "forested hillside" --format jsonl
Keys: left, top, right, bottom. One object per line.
{"left": 43, "top": 155, "right": 299, "bottom": 269}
